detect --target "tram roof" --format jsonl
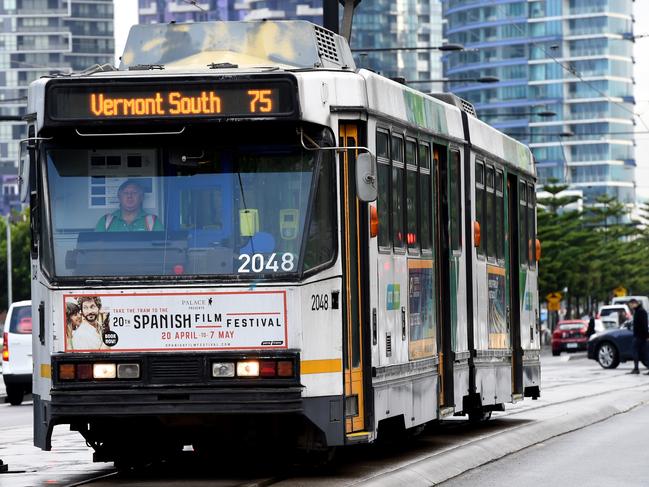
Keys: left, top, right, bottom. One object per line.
{"left": 119, "top": 20, "right": 356, "bottom": 72}
{"left": 359, "top": 71, "right": 534, "bottom": 177}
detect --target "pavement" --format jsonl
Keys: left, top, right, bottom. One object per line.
{"left": 442, "top": 401, "right": 649, "bottom": 487}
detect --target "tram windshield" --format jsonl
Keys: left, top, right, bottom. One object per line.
{"left": 43, "top": 128, "right": 335, "bottom": 280}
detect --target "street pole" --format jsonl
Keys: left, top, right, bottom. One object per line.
{"left": 322, "top": 0, "right": 339, "bottom": 33}
{"left": 6, "top": 216, "right": 12, "bottom": 306}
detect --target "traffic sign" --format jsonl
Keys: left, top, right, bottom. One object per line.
{"left": 546, "top": 292, "right": 562, "bottom": 302}
{"left": 546, "top": 292, "right": 562, "bottom": 312}
{"left": 613, "top": 287, "right": 627, "bottom": 297}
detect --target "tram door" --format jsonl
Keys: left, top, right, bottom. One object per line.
{"left": 507, "top": 175, "right": 523, "bottom": 395}
{"left": 434, "top": 145, "right": 454, "bottom": 408}
{"left": 339, "top": 123, "right": 367, "bottom": 433}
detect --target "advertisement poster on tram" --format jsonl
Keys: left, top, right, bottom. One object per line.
{"left": 408, "top": 261, "right": 437, "bottom": 360}
{"left": 63, "top": 291, "right": 288, "bottom": 352}
{"left": 487, "top": 266, "right": 508, "bottom": 349}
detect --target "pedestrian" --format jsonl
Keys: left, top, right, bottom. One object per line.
{"left": 586, "top": 315, "right": 596, "bottom": 338}
{"left": 618, "top": 309, "right": 626, "bottom": 327}
{"left": 627, "top": 298, "right": 648, "bottom": 374}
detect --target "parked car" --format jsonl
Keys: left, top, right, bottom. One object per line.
{"left": 597, "top": 304, "right": 631, "bottom": 324}
{"left": 587, "top": 319, "right": 649, "bottom": 369}
{"left": 2, "top": 300, "right": 33, "bottom": 405}
{"left": 552, "top": 320, "right": 588, "bottom": 356}
{"left": 552, "top": 319, "right": 612, "bottom": 356}
{"left": 611, "top": 295, "right": 649, "bottom": 311}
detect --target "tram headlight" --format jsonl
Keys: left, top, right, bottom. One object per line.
{"left": 117, "top": 363, "right": 140, "bottom": 379}
{"left": 236, "top": 361, "right": 260, "bottom": 377}
{"left": 212, "top": 362, "right": 235, "bottom": 378}
{"left": 93, "top": 363, "right": 117, "bottom": 379}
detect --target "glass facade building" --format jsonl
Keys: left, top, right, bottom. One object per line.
{"left": 138, "top": 0, "right": 322, "bottom": 24}
{"left": 137, "top": 0, "right": 443, "bottom": 93}
{"left": 350, "top": 0, "right": 443, "bottom": 90}
{"left": 443, "top": 0, "right": 636, "bottom": 205}
{"left": 0, "top": 0, "right": 114, "bottom": 178}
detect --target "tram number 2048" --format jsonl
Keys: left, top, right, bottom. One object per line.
{"left": 237, "top": 253, "right": 295, "bottom": 273}
{"left": 311, "top": 294, "right": 329, "bottom": 311}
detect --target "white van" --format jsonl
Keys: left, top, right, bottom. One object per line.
{"left": 612, "top": 296, "right": 649, "bottom": 311}
{"left": 2, "top": 300, "right": 33, "bottom": 405}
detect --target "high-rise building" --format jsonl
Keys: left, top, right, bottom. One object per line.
{"left": 137, "top": 0, "right": 321, "bottom": 24}
{"left": 350, "top": 0, "right": 444, "bottom": 90}
{"left": 137, "top": 0, "right": 444, "bottom": 93}
{"left": 0, "top": 0, "right": 115, "bottom": 180}
{"left": 138, "top": 0, "right": 230, "bottom": 23}
{"left": 443, "top": 0, "right": 636, "bottom": 205}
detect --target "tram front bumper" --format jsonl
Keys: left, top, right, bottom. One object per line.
{"left": 47, "top": 385, "right": 304, "bottom": 416}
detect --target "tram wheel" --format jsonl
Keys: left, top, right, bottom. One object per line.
{"left": 468, "top": 409, "right": 492, "bottom": 423}
{"left": 295, "top": 447, "right": 337, "bottom": 468}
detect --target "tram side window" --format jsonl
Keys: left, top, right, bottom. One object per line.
{"left": 475, "top": 161, "right": 485, "bottom": 256}
{"left": 377, "top": 130, "right": 391, "bottom": 249}
{"left": 528, "top": 183, "right": 536, "bottom": 268}
{"left": 496, "top": 170, "right": 504, "bottom": 261}
{"left": 304, "top": 152, "right": 335, "bottom": 271}
{"left": 449, "top": 149, "right": 462, "bottom": 251}
{"left": 377, "top": 130, "right": 389, "bottom": 159}
{"left": 519, "top": 180, "right": 528, "bottom": 266}
{"left": 392, "top": 134, "right": 406, "bottom": 250}
{"left": 486, "top": 165, "right": 495, "bottom": 259}
{"left": 419, "top": 143, "right": 432, "bottom": 252}
{"left": 406, "top": 138, "right": 419, "bottom": 253}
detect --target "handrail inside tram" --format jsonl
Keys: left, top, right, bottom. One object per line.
{"left": 298, "top": 127, "right": 373, "bottom": 156}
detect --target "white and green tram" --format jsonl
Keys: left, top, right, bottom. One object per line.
{"left": 25, "top": 21, "right": 539, "bottom": 462}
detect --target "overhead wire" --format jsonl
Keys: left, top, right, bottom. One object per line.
{"left": 486, "top": 5, "right": 649, "bottom": 132}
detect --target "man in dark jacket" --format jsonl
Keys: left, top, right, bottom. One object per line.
{"left": 628, "top": 298, "right": 648, "bottom": 374}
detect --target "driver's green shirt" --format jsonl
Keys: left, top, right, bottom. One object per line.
{"left": 95, "top": 210, "right": 163, "bottom": 232}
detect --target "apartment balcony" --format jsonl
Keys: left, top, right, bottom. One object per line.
{"left": 16, "top": 43, "right": 70, "bottom": 52}
{"left": 15, "top": 8, "right": 69, "bottom": 16}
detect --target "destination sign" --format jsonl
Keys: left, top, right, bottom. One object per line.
{"left": 46, "top": 78, "right": 297, "bottom": 121}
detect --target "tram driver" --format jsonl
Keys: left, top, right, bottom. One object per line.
{"left": 95, "top": 179, "right": 163, "bottom": 232}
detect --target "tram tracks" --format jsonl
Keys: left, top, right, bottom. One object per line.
{"left": 63, "top": 470, "right": 286, "bottom": 487}
{"left": 60, "top": 458, "right": 289, "bottom": 487}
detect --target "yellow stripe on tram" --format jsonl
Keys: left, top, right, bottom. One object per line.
{"left": 40, "top": 364, "right": 51, "bottom": 379}
{"left": 301, "top": 359, "right": 343, "bottom": 375}
{"left": 408, "top": 259, "right": 433, "bottom": 269}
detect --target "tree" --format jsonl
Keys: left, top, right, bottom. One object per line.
{"left": 0, "top": 209, "right": 31, "bottom": 311}
{"left": 537, "top": 185, "right": 645, "bottom": 318}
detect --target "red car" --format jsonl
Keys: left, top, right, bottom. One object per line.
{"left": 551, "top": 320, "right": 589, "bottom": 356}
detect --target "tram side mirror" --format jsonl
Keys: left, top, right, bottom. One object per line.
{"left": 18, "top": 139, "right": 31, "bottom": 203}
{"left": 356, "top": 152, "right": 377, "bottom": 202}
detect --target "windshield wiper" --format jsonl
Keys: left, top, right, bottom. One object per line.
{"left": 128, "top": 64, "right": 165, "bottom": 71}
{"left": 208, "top": 62, "right": 238, "bottom": 69}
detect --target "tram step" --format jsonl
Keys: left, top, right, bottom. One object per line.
{"left": 346, "top": 431, "right": 371, "bottom": 444}
{"left": 439, "top": 407, "right": 456, "bottom": 418}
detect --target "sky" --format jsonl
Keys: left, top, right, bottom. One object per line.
{"left": 112, "top": 1, "right": 649, "bottom": 199}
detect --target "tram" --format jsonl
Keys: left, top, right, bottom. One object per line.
{"left": 25, "top": 21, "right": 540, "bottom": 463}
